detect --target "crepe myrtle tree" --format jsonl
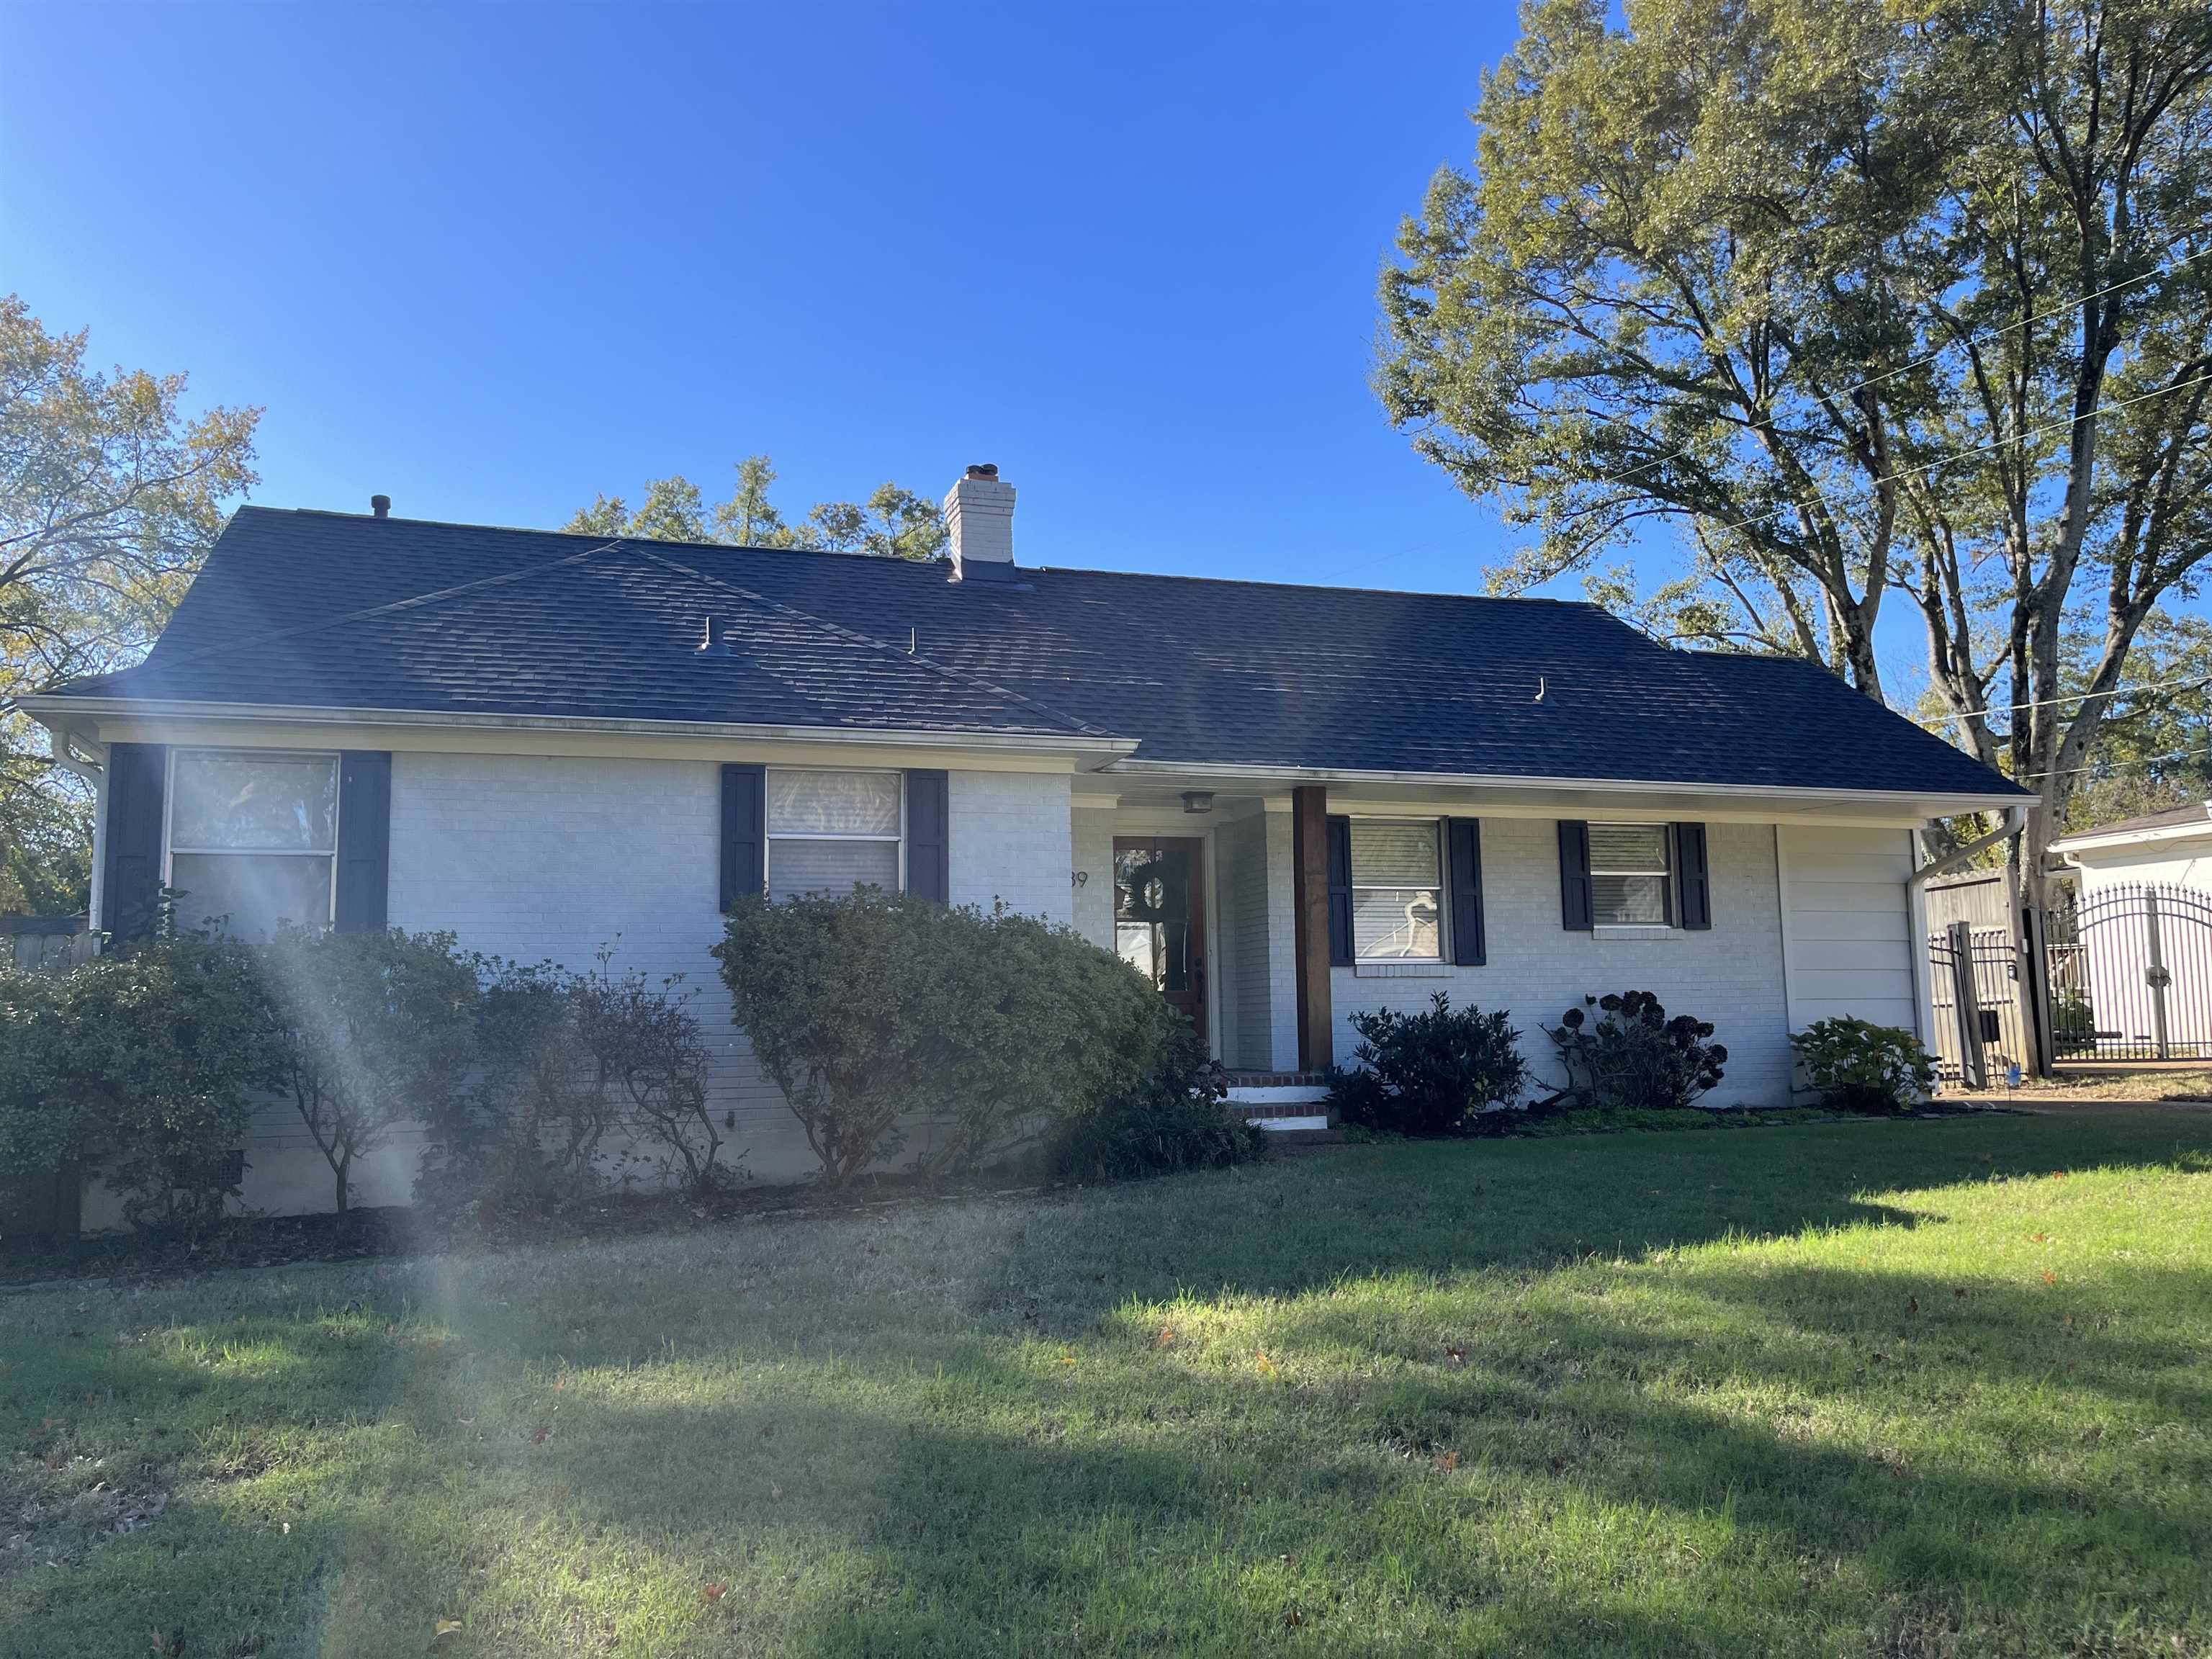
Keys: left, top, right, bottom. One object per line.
{"left": 259, "top": 925, "right": 478, "bottom": 1213}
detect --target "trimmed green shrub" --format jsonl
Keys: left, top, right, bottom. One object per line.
{"left": 1327, "top": 992, "right": 1531, "bottom": 1136}
{"left": 1789, "top": 1017, "right": 1935, "bottom": 1112}
{"left": 1545, "top": 990, "right": 1727, "bottom": 1112}
{"left": 261, "top": 925, "right": 478, "bottom": 1212}
{"left": 0, "top": 930, "right": 271, "bottom": 1238}
{"left": 575, "top": 958, "right": 732, "bottom": 1197}
{"left": 1046, "top": 1038, "right": 1262, "bottom": 1183}
{"left": 714, "top": 889, "right": 1197, "bottom": 1184}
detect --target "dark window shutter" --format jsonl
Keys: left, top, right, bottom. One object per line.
{"left": 1447, "top": 817, "right": 1486, "bottom": 966}
{"left": 719, "top": 763, "right": 765, "bottom": 911}
{"left": 1557, "top": 820, "right": 1593, "bottom": 930}
{"left": 334, "top": 751, "right": 392, "bottom": 933}
{"left": 101, "top": 742, "right": 168, "bottom": 943}
{"left": 1674, "top": 821, "right": 1712, "bottom": 930}
{"left": 905, "top": 769, "right": 949, "bottom": 904}
{"left": 1326, "top": 814, "right": 1353, "bottom": 965}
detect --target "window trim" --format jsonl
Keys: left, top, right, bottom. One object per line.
{"left": 1345, "top": 814, "right": 1446, "bottom": 963}
{"left": 763, "top": 765, "right": 907, "bottom": 899}
{"left": 1586, "top": 820, "right": 1675, "bottom": 930}
{"left": 163, "top": 747, "right": 343, "bottom": 930}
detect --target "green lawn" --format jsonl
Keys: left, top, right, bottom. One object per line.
{"left": 4, "top": 1115, "right": 2210, "bottom": 1658}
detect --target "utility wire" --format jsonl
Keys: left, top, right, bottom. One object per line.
{"left": 1907, "top": 671, "right": 2212, "bottom": 730}
{"left": 1565, "top": 241, "right": 2210, "bottom": 498}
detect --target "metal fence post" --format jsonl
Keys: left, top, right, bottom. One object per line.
{"left": 2020, "top": 903, "right": 2055, "bottom": 1076}
{"left": 1947, "top": 920, "right": 1987, "bottom": 1089}
{"left": 2144, "top": 888, "right": 2171, "bottom": 1062}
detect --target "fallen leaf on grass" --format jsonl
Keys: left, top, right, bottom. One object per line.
{"left": 529, "top": 1425, "right": 551, "bottom": 1444}
{"left": 701, "top": 1583, "right": 728, "bottom": 1604}
{"left": 1154, "top": 1327, "right": 1177, "bottom": 1347}
{"left": 1434, "top": 1449, "right": 1461, "bottom": 1473}
{"left": 770, "top": 1483, "right": 785, "bottom": 1502}
{"left": 2043, "top": 1270, "right": 2058, "bottom": 1285}
{"left": 1444, "top": 1346, "right": 1466, "bottom": 1367}
{"left": 2031, "top": 1232, "right": 2049, "bottom": 1243}
{"left": 1907, "top": 1296, "right": 1920, "bottom": 1314}
{"left": 1255, "top": 1351, "right": 1277, "bottom": 1377}
{"left": 433, "top": 1615, "right": 465, "bottom": 1639}
{"left": 1283, "top": 1606, "right": 1304, "bottom": 1627}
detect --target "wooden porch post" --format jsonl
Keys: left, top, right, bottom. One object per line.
{"left": 1290, "top": 785, "right": 1333, "bottom": 1071}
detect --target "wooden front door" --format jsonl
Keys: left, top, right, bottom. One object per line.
{"left": 1113, "top": 835, "right": 1207, "bottom": 1044}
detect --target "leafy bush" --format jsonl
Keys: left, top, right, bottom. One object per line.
{"left": 1046, "top": 1035, "right": 1262, "bottom": 1183}
{"left": 260, "top": 925, "right": 478, "bottom": 1212}
{"left": 0, "top": 930, "right": 270, "bottom": 1238}
{"left": 1789, "top": 1017, "right": 1934, "bottom": 1113}
{"left": 1545, "top": 990, "right": 1727, "bottom": 1112}
{"left": 715, "top": 889, "right": 1197, "bottom": 1184}
{"left": 1326, "top": 992, "right": 1529, "bottom": 1136}
{"left": 575, "top": 957, "right": 733, "bottom": 1197}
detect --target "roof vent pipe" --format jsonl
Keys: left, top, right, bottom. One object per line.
{"left": 370, "top": 495, "right": 391, "bottom": 518}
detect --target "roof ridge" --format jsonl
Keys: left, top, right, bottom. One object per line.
{"left": 57, "top": 539, "right": 626, "bottom": 690}
{"left": 238, "top": 505, "right": 1611, "bottom": 612}
{"left": 624, "top": 544, "right": 1116, "bottom": 740}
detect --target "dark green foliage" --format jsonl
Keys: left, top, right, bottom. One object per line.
{"left": 2051, "top": 988, "right": 2098, "bottom": 1057}
{"left": 1046, "top": 1040, "right": 1262, "bottom": 1184}
{"left": 1790, "top": 1017, "right": 1936, "bottom": 1113}
{"left": 716, "top": 889, "right": 1195, "bottom": 1185}
{"left": 0, "top": 930, "right": 269, "bottom": 1238}
{"left": 260, "top": 925, "right": 478, "bottom": 1213}
{"left": 1328, "top": 992, "right": 1531, "bottom": 1136}
{"left": 415, "top": 951, "right": 727, "bottom": 1224}
{"left": 1546, "top": 990, "right": 1727, "bottom": 1112}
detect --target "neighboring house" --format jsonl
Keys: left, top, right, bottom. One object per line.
{"left": 2048, "top": 801, "right": 2212, "bottom": 894}
{"left": 24, "top": 469, "right": 2025, "bottom": 1216}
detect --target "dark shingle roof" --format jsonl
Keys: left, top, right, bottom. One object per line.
{"left": 48, "top": 507, "right": 2025, "bottom": 799}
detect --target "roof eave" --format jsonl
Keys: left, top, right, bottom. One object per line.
{"left": 1102, "top": 755, "right": 2029, "bottom": 817}
{"left": 20, "top": 695, "right": 1140, "bottom": 762}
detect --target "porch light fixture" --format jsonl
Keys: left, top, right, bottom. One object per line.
{"left": 1180, "top": 791, "right": 1215, "bottom": 814}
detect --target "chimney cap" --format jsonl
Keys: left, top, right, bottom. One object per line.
{"left": 370, "top": 495, "right": 391, "bottom": 518}
{"left": 964, "top": 463, "right": 999, "bottom": 480}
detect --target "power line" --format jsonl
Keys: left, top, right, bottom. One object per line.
{"left": 1908, "top": 671, "right": 2212, "bottom": 731}
{"left": 2018, "top": 742, "right": 2208, "bottom": 783}
{"left": 1567, "top": 240, "right": 2210, "bottom": 499}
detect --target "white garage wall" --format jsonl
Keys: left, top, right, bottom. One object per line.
{"left": 1777, "top": 825, "right": 1919, "bottom": 1037}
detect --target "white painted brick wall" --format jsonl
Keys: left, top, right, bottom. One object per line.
{"left": 1325, "top": 818, "right": 1794, "bottom": 1105}
{"left": 1071, "top": 807, "right": 1115, "bottom": 949}
{"left": 949, "top": 770, "right": 1073, "bottom": 925}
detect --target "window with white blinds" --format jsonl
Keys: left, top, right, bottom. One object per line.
{"left": 1587, "top": 822, "right": 1673, "bottom": 926}
{"left": 1349, "top": 819, "right": 1442, "bottom": 960}
{"left": 765, "top": 769, "right": 904, "bottom": 902}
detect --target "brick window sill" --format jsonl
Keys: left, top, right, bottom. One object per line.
{"left": 1350, "top": 961, "right": 1455, "bottom": 979}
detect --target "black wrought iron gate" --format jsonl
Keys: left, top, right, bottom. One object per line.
{"left": 2046, "top": 883, "right": 2212, "bottom": 1061}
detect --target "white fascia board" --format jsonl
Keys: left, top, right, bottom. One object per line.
{"left": 22, "top": 696, "right": 1139, "bottom": 765}
{"left": 2047, "top": 811, "right": 2212, "bottom": 857}
{"left": 1100, "top": 757, "right": 2026, "bottom": 825}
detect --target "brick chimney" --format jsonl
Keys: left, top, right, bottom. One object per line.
{"left": 943, "top": 464, "right": 1016, "bottom": 583}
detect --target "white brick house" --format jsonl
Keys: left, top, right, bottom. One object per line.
{"left": 27, "top": 469, "right": 2026, "bottom": 1215}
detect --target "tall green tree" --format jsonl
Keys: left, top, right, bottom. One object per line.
{"left": 0, "top": 297, "right": 260, "bottom": 913}
{"left": 1376, "top": 0, "right": 2212, "bottom": 895}
{"left": 565, "top": 454, "right": 947, "bottom": 560}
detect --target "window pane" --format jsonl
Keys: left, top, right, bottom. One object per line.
{"left": 1592, "top": 873, "right": 1671, "bottom": 925}
{"left": 1350, "top": 821, "right": 1439, "bottom": 887}
{"left": 767, "top": 771, "right": 900, "bottom": 837}
{"left": 1353, "top": 888, "right": 1441, "bottom": 959}
{"left": 171, "top": 753, "right": 338, "bottom": 850}
{"left": 171, "top": 853, "right": 333, "bottom": 936}
{"left": 1588, "top": 823, "right": 1668, "bottom": 874}
{"left": 767, "top": 837, "right": 899, "bottom": 902}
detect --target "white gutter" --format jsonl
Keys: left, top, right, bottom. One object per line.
{"left": 20, "top": 695, "right": 1141, "bottom": 764}
{"left": 1105, "top": 756, "right": 2028, "bottom": 814}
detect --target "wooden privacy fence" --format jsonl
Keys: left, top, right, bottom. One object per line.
{"left": 1, "top": 914, "right": 97, "bottom": 973}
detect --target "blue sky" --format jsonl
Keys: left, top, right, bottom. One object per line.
{"left": 8, "top": 2, "right": 1952, "bottom": 680}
